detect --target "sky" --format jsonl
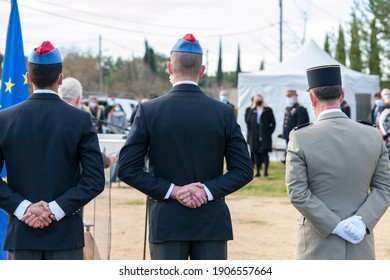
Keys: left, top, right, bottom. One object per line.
{"left": 0, "top": 0, "right": 354, "bottom": 75}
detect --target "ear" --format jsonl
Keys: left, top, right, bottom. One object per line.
{"left": 75, "top": 95, "right": 81, "bottom": 106}
{"left": 199, "top": 65, "right": 206, "bottom": 77}
{"left": 309, "top": 91, "right": 316, "bottom": 107}
{"left": 26, "top": 72, "right": 33, "bottom": 84}
{"left": 167, "top": 62, "right": 173, "bottom": 75}
{"left": 340, "top": 88, "right": 345, "bottom": 104}
{"left": 57, "top": 73, "right": 64, "bottom": 85}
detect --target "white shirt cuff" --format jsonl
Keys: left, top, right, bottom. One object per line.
{"left": 14, "top": 200, "right": 32, "bottom": 220}
{"left": 202, "top": 184, "right": 214, "bottom": 201}
{"left": 164, "top": 183, "right": 175, "bottom": 200}
{"left": 48, "top": 201, "right": 66, "bottom": 221}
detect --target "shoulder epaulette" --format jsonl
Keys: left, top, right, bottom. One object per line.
{"left": 293, "top": 122, "right": 312, "bottom": 131}
{"left": 357, "top": 120, "right": 376, "bottom": 128}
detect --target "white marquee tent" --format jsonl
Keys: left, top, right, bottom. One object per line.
{"left": 237, "top": 39, "right": 380, "bottom": 152}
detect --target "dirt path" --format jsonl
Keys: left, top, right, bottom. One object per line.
{"left": 88, "top": 184, "right": 390, "bottom": 260}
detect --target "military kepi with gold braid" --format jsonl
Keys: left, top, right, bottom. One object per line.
{"left": 28, "top": 41, "right": 63, "bottom": 64}
{"left": 306, "top": 65, "right": 342, "bottom": 90}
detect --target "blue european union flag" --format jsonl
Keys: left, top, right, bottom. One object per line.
{"left": 0, "top": 0, "right": 28, "bottom": 259}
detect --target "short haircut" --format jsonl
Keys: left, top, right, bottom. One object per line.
{"left": 27, "top": 62, "right": 62, "bottom": 88}
{"left": 171, "top": 52, "right": 202, "bottom": 77}
{"left": 311, "top": 85, "right": 342, "bottom": 101}
{"left": 59, "top": 77, "right": 83, "bottom": 101}
{"left": 374, "top": 92, "right": 381, "bottom": 98}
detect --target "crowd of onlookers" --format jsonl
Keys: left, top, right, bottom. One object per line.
{"left": 80, "top": 97, "right": 128, "bottom": 134}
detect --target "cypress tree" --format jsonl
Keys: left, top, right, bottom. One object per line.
{"left": 216, "top": 38, "right": 223, "bottom": 87}
{"left": 143, "top": 39, "right": 157, "bottom": 73}
{"left": 259, "top": 59, "right": 265, "bottom": 70}
{"left": 349, "top": 12, "right": 363, "bottom": 71}
{"left": 368, "top": 18, "right": 381, "bottom": 76}
{"left": 235, "top": 42, "right": 241, "bottom": 87}
{"left": 324, "top": 33, "right": 331, "bottom": 56}
{"left": 143, "top": 39, "right": 149, "bottom": 65}
{"left": 148, "top": 48, "right": 157, "bottom": 73}
{"left": 335, "top": 25, "right": 347, "bottom": 65}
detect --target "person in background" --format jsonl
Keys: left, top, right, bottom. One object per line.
{"left": 340, "top": 99, "right": 351, "bottom": 118}
{"left": 286, "top": 65, "right": 390, "bottom": 260}
{"left": 371, "top": 92, "right": 385, "bottom": 126}
{"left": 371, "top": 91, "right": 385, "bottom": 127}
{"left": 0, "top": 41, "right": 105, "bottom": 260}
{"left": 118, "top": 34, "right": 253, "bottom": 260}
{"left": 245, "top": 94, "right": 262, "bottom": 165}
{"left": 104, "top": 97, "right": 116, "bottom": 120}
{"left": 59, "top": 77, "right": 117, "bottom": 168}
{"left": 377, "top": 89, "right": 390, "bottom": 160}
{"left": 245, "top": 94, "right": 276, "bottom": 177}
{"left": 219, "top": 89, "right": 235, "bottom": 110}
{"left": 86, "top": 97, "right": 105, "bottom": 133}
{"left": 107, "top": 103, "right": 127, "bottom": 134}
{"left": 281, "top": 90, "right": 309, "bottom": 164}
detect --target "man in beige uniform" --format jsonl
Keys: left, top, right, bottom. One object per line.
{"left": 286, "top": 65, "right": 390, "bottom": 260}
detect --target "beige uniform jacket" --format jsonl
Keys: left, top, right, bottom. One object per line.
{"left": 286, "top": 110, "right": 390, "bottom": 259}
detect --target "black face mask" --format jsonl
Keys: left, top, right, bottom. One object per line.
{"left": 256, "top": 100, "right": 263, "bottom": 106}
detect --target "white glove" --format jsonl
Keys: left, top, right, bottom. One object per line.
{"left": 332, "top": 216, "right": 366, "bottom": 244}
{"left": 344, "top": 216, "right": 367, "bottom": 240}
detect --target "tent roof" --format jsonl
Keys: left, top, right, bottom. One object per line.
{"left": 242, "top": 39, "right": 374, "bottom": 78}
{"left": 239, "top": 39, "right": 379, "bottom": 90}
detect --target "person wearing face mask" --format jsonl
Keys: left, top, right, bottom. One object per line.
{"left": 370, "top": 92, "right": 385, "bottom": 127}
{"left": 107, "top": 103, "right": 127, "bottom": 134}
{"left": 245, "top": 94, "right": 276, "bottom": 177}
{"left": 245, "top": 95, "right": 261, "bottom": 165}
{"left": 281, "top": 90, "right": 309, "bottom": 164}
{"left": 104, "top": 98, "right": 116, "bottom": 120}
{"left": 219, "top": 89, "right": 236, "bottom": 117}
{"left": 86, "top": 97, "right": 105, "bottom": 133}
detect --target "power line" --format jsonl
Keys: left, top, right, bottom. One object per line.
{"left": 305, "top": 0, "right": 346, "bottom": 21}
{"left": 32, "top": 0, "right": 221, "bottom": 31}
{"left": 9, "top": 0, "right": 272, "bottom": 38}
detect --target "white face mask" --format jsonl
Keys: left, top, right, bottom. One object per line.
{"left": 220, "top": 96, "right": 228, "bottom": 103}
{"left": 375, "top": 99, "right": 384, "bottom": 107}
{"left": 287, "top": 97, "right": 295, "bottom": 106}
{"left": 107, "top": 99, "right": 115, "bottom": 106}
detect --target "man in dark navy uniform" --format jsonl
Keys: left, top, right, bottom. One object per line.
{"left": 0, "top": 41, "right": 105, "bottom": 260}
{"left": 118, "top": 34, "right": 253, "bottom": 260}
{"left": 281, "top": 90, "right": 309, "bottom": 163}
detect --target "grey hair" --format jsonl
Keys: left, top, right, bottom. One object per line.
{"left": 59, "top": 77, "right": 83, "bottom": 101}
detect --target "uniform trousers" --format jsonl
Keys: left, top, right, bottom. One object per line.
{"left": 149, "top": 240, "right": 227, "bottom": 260}
{"left": 8, "top": 248, "right": 83, "bottom": 260}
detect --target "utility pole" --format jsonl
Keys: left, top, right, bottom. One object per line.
{"left": 205, "top": 49, "right": 209, "bottom": 89}
{"left": 99, "top": 34, "right": 103, "bottom": 93}
{"left": 279, "top": 0, "right": 283, "bottom": 62}
{"left": 302, "top": 11, "right": 307, "bottom": 45}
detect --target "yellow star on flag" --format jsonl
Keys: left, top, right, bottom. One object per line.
{"left": 23, "top": 73, "right": 28, "bottom": 85}
{"left": 4, "top": 77, "right": 15, "bottom": 93}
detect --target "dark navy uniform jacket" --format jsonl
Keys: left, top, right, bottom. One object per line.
{"left": 118, "top": 83, "right": 253, "bottom": 243}
{"left": 0, "top": 92, "right": 105, "bottom": 250}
